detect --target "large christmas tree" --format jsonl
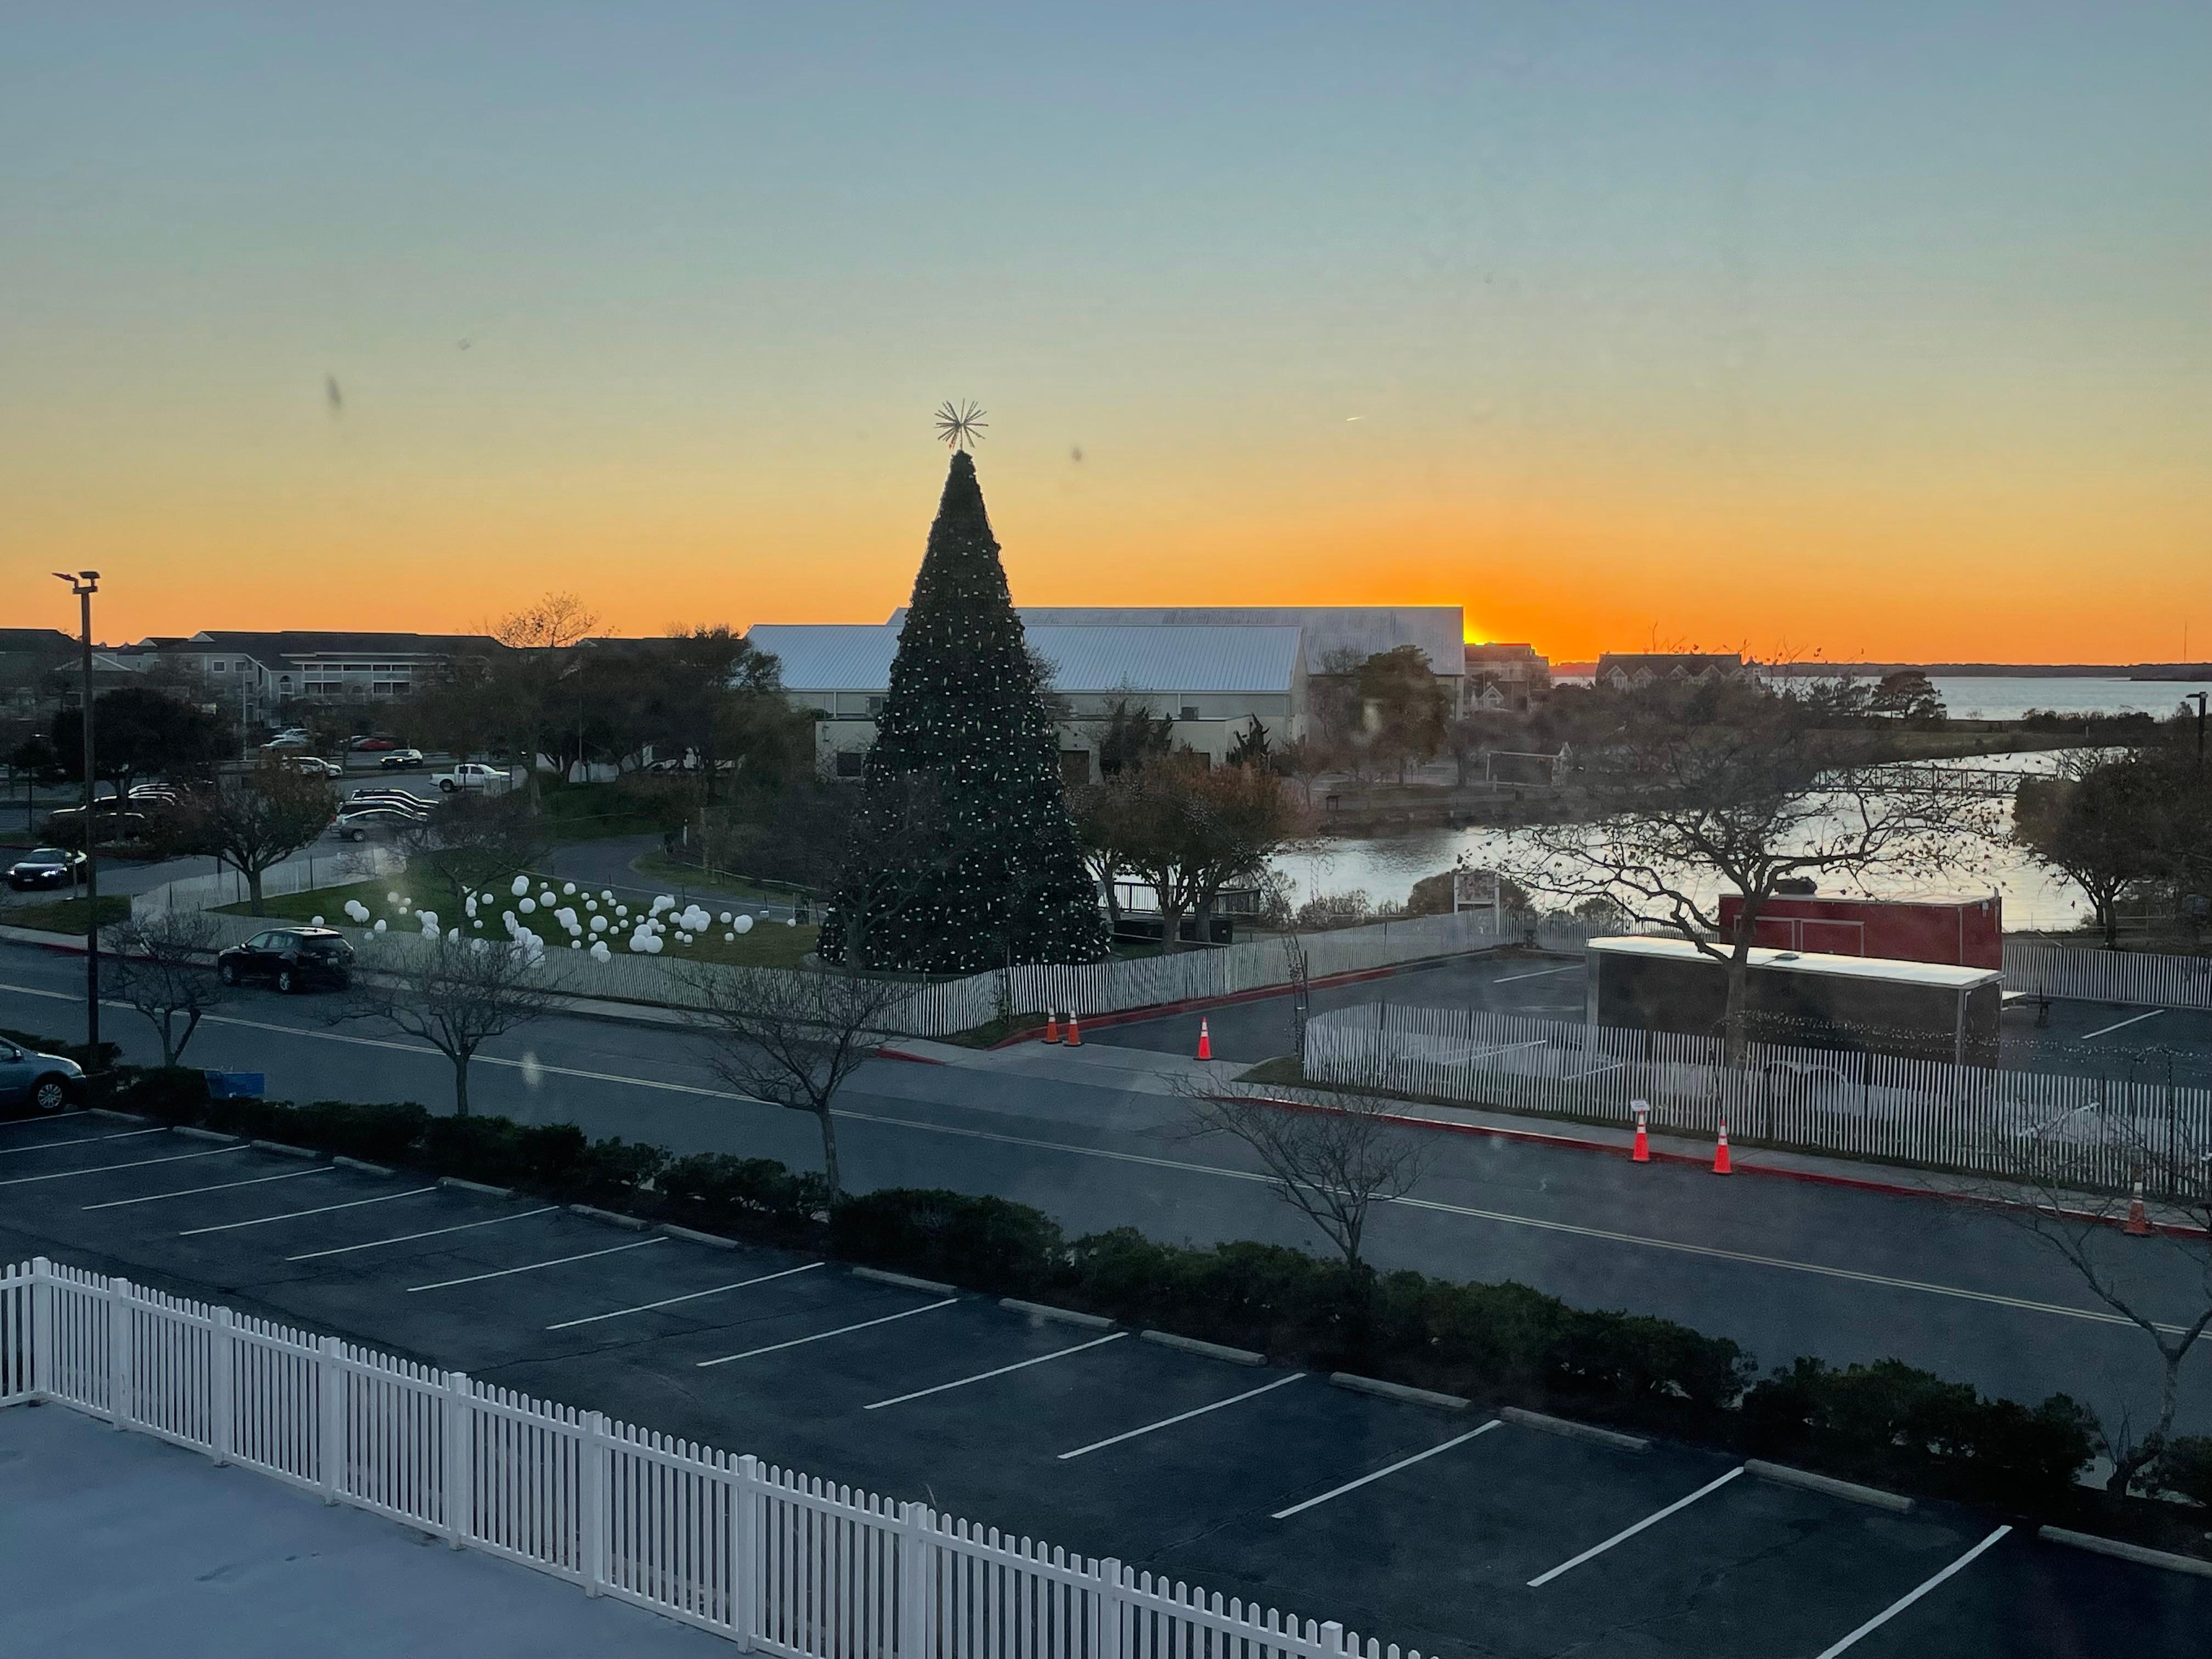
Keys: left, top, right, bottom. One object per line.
{"left": 820, "top": 449, "right": 1109, "bottom": 973}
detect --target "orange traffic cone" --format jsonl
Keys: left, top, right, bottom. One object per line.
{"left": 1043, "top": 1011, "right": 1060, "bottom": 1045}
{"left": 1630, "top": 1101, "right": 1650, "bottom": 1164}
{"left": 1711, "top": 1119, "right": 1733, "bottom": 1176}
{"left": 1197, "top": 1018, "right": 1212, "bottom": 1061}
{"left": 2124, "top": 1177, "right": 2151, "bottom": 1237}
{"left": 1066, "top": 1010, "right": 1082, "bottom": 1047}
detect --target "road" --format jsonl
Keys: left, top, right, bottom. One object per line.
{"left": 1, "top": 936, "right": 2205, "bottom": 1449}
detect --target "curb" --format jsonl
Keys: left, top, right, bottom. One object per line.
{"left": 251, "top": 1139, "right": 319, "bottom": 1160}
{"left": 332, "top": 1156, "right": 392, "bottom": 1176}
{"left": 852, "top": 1266, "right": 957, "bottom": 1296}
{"left": 1140, "top": 1330, "right": 1265, "bottom": 1366}
{"left": 1329, "top": 1372, "right": 1470, "bottom": 1412}
{"left": 172, "top": 1126, "right": 240, "bottom": 1143}
{"left": 2036, "top": 1526, "right": 2212, "bottom": 1579}
{"left": 655, "top": 1223, "right": 742, "bottom": 1250}
{"left": 872, "top": 1047, "right": 948, "bottom": 1067}
{"left": 86, "top": 1108, "right": 149, "bottom": 1123}
{"left": 990, "top": 946, "right": 1509, "bottom": 1048}
{"left": 1499, "top": 1406, "right": 1650, "bottom": 1453}
{"left": 1239, "top": 1094, "right": 2212, "bottom": 1242}
{"left": 438, "top": 1176, "right": 514, "bottom": 1199}
{"left": 1745, "top": 1459, "right": 1914, "bottom": 1513}
{"left": 1000, "top": 1297, "right": 1114, "bottom": 1330}
{"left": 569, "top": 1203, "right": 648, "bottom": 1231}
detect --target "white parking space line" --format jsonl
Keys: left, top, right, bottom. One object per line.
{"left": 1526, "top": 1465, "right": 1745, "bottom": 1587}
{"left": 2080, "top": 1009, "right": 2162, "bottom": 1041}
{"left": 1812, "top": 1525, "right": 2011, "bottom": 1659}
{"left": 0, "top": 1126, "right": 167, "bottom": 1156}
{"left": 286, "top": 1205, "right": 560, "bottom": 1261}
{"left": 1493, "top": 966, "right": 1581, "bottom": 984}
{"left": 0, "top": 1144, "right": 245, "bottom": 1187}
{"left": 845, "top": 1110, "right": 2199, "bottom": 1336}
{"left": 696, "top": 1299, "right": 958, "bottom": 1367}
{"left": 82, "top": 1165, "right": 332, "bottom": 1211}
{"left": 865, "top": 1331, "right": 1127, "bottom": 1411}
{"left": 407, "top": 1236, "right": 664, "bottom": 1293}
{"left": 546, "top": 1262, "right": 825, "bottom": 1330}
{"left": 1271, "top": 1420, "right": 1502, "bottom": 1520}
{"left": 1059, "top": 1373, "right": 1305, "bottom": 1460}
{"left": 181, "top": 1186, "right": 440, "bottom": 1236}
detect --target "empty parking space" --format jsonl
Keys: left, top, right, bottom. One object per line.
{"left": 5, "top": 1110, "right": 2210, "bottom": 1659}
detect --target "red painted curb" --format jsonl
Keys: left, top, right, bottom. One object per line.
{"left": 988, "top": 949, "right": 1506, "bottom": 1048}
{"left": 1232, "top": 1092, "right": 2211, "bottom": 1241}
{"left": 871, "top": 1046, "right": 947, "bottom": 1066}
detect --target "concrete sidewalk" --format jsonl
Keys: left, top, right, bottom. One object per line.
{"left": 0, "top": 1402, "right": 726, "bottom": 1658}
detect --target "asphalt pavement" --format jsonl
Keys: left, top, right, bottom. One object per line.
{"left": 1, "top": 936, "right": 2208, "bottom": 1453}
{"left": 2, "top": 1125, "right": 2206, "bottom": 1658}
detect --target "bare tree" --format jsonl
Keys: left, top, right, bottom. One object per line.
{"left": 486, "top": 591, "right": 601, "bottom": 812}
{"left": 341, "top": 933, "right": 568, "bottom": 1116}
{"left": 1981, "top": 1111, "right": 2212, "bottom": 1495}
{"left": 670, "top": 962, "right": 910, "bottom": 1198}
{"left": 1176, "top": 1070, "right": 1425, "bottom": 1276}
{"left": 161, "top": 765, "right": 338, "bottom": 915}
{"left": 1499, "top": 679, "right": 1991, "bottom": 1058}
{"left": 101, "top": 910, "right": 229, "bottom": 1067}
{"left": 394, "top": 791, "right": 548, "bottom": 903}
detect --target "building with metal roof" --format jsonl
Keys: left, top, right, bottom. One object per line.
{"left": 748, "top": 622, "right": 1308, "bottom": 781}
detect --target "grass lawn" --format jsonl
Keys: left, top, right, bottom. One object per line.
{"left": 217, "top": 871, "right": 821, "bottom": 969}
{"left": 5, "top": 894, "right": 132, "bottom": 934}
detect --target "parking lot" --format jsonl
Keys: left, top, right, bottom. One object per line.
{"left": 1091, "top": 952, "right": 2212, "bottom": 1087}
{"left": 3, "top": 1109, "right": 2208, "bottom": 1657}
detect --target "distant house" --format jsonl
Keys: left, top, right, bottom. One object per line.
{"left": 1463, "top": 642, "right": 1549, "bottom": 713}
{"left": 0, "top": 629, "right": 78, "bottom": 713}
{"left": 145, "top": 631, "right": 504, "bottom": 724}
{"left": 747, "top": 622, "right": 1307, "bottom": 782}
{"left": 1006, "top": 606, "right": 1465, "bottom": 699}
{"left": 1594, "top": 652, "right": 1754, "bottom": 692}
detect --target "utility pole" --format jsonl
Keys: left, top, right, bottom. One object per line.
{"left": 52, "top": 571, "right": 101, "bottom": 1061}
{"left": 2187, "top": 691, "right": 2207, "bottom": 768}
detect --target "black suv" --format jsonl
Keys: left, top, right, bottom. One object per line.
{"left": 216, "top": 927, "right": 356, "bottom": 993}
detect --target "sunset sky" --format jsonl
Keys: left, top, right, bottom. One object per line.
{"left": 4, "top": 4, "right": 2207, "bottom": 662}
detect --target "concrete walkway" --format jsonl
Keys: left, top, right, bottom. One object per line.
{"left": 0, "top": 1402, "right": 727, "bottom": 1658}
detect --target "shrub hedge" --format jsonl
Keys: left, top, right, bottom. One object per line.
{"left": 50, "top": 1057, "right": 2139, "bottom": 1520}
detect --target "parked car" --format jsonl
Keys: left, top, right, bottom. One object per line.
{"left": 7, "top": 847, "right": 88, "bottom": 890}
{"left": 283, "top": 755, "right": 343, "bottom": 778}
{"left": 331, "top": 803, "right": 428, "bottom": 842}
{"left": 379, "top": 748, "right": 426, "bottom": 770}
{"left": 347, "top": 787, "right": 439, "bottom": 811}
{"left": 0, "top": 1037, "right": 84, "bottom": 1114}
{"left": 126, "top": 783, "right": 180, "bottom": 807}
{"left": 348, "top": 736, "right": 398, "bottom": 752}
{"left": 215, "top": 927, "right": 355, "bottom": 993}
{"left": 261, "top": 731, "right": 314, "bottom": 751}
{"left": 434, "top": 761, "right": 511, "bottom": 794}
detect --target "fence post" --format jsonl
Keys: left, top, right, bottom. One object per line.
{"left": 1321, "top": 1620, "right": 1347, "bottom": 1658}
{"left": 898, "top": 1501, "right": 932, "bottom": 1659}
{"left": 442, "top": 1370, "right": 472, "bottom": 1548}
{"left": 580, "top": 1411, "right": 607, "bottom": 1596}
{"left": 108, "top": 1277, "right": 133, "bottom": 1431}
{"left": 1094, "top": 1557, "right": 1124, "bottom": 1659}
{"left": 318, "top": 1336, "right": 345, "bottom": 1505}
{"left": 208, "top": 1307, "right": 233, "bottom": 1465}
{"left": 731, "top": 1454, "right": 759, "bottom": 1650}
{"left": 29, "top": 1257, "right": 52, "bottom": 1402}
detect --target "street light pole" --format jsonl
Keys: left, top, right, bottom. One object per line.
{"left": 2187, "top": 691, "right": 2207, "bottom": 768}
{"left": 52, "top": 571, "right": 101, "bottom": 1061}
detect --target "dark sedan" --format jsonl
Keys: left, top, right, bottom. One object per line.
{"left": 216, "top": 927, "right": 356, "bottom": 994}
{"left": 7, "top": 847, "right": 89, "bottom": 890}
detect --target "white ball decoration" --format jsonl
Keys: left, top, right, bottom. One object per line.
{"left": 590, "top": 940, "right": 611, "bottom": 962}
{"left": 448, "top": 927, "right": 461, "bottom": 941}
{"left": 417, "top": 911, "right": 437, "bottom": 930}
{"left": 724, "top": 932, "right": 734, "bottom": 942}
{"left": 386, "top": 891, "right": 400, "bottom": 904}
{"left": 733, "top": 915, "right": 754, "bottom": 934}
{"left": 473, "top": 918, "right": 483, "bottom": 928}
{"left": 511, "top": 876, "right": 530, "bottom": 898}
{"left": 717, "top": 911, "right": 731, "bottom": 924}
{"left": 373, "top": 918, "right": 388, "bottom": 933}
{"left": 589, "top": 915, "right": 607, "bottom": 933}
{"left": 562, "top": 882, "right": 575, "bottom": 895}
{"left": 600, "top": 889, "right": 613, "bottom": 902}
{"left": 311, "top": 915, "right": 325, "bottom": 927}
{"left": 519, "top": 898, "right": 536, "bottom": 914}
{"left": 786, "top": 918, "right": 797, "bottom": 928}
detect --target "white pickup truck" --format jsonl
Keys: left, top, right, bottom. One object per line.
{"left": 432, "top": 761, "right": 513, "bottom": 794}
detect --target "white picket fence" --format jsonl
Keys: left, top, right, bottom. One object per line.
{"left": 131, "top": 846, "right": 407, "bottom": 919}
{"left": 2004, "top": 944, "right": 2212, "bottom": 1012}
{"left": 1304, "top": 1003, "right": 2212, "bottom": 1197}
{"left": 0, "top": 1258, "right": 1429, "bottom": 1659}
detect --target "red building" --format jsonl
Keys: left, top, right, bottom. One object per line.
{"left": 1714, "top": 894, "right": 2002, "bottom": 971}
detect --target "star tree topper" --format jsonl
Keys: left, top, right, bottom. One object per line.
{"left": 933, "top": 399, "right": 988, "bottom": 451}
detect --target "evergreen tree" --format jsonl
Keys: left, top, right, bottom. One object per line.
{"left": 821, "top": 450, "right": 1109, "bottom": 972}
